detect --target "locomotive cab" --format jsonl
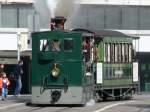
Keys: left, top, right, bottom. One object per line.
{"left": 31, "top": 28, "right": 95, "bottom": 105}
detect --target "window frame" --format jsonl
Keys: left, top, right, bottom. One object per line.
{"left": 39, "top": 39, "right": 61, "bottom": 52}
{"left": 64, "top": 38, "right": 74, "bottom": 52}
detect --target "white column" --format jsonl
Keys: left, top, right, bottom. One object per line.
{"left": 17, "top": 32, "right": 21, "bottom": 61}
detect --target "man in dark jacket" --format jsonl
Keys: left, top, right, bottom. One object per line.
{"left": 14, "top": 60, "right": 23, "bottom": 96}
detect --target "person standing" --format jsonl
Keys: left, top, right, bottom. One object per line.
{"left": 0, "top": 64, "right": 4, "bottom": 95}
{"left": 1, "top": 72, "right": 10, "bottom": 100}
{"left": 13, "top": 60, "right": 23, "bottom": 97}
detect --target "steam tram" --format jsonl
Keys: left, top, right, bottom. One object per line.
{"left": 31, "top": 17, "right": 139, "bottom": 105}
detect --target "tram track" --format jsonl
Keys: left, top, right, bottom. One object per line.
{"left": 0, "top": 103, "right": 73, "bottom": 112}
{"left": 50, "top": 107, "right": 72, "bottom": 112}
{"left": 19, "top": 106, "right": 72, "bottom": 112}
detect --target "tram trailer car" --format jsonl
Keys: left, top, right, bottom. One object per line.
{"left": 31, "top": 17, "right": 94, "bottom": 105}
{"left": 93, "top": 30, "right": 139, "bottom": 100}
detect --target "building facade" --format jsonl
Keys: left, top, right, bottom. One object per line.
{"left": 0, "top": 0, "right": 34, "bottom": 94}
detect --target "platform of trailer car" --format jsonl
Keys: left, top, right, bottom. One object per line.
{"left": 94, "top": 84, "right": 102, "bottom": 91}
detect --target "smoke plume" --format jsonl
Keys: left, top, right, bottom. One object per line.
{"left": 34, "top": 0, "right": 80, "bottom": 28}
{"left": 47, "top": 0, "right": 79, "bottom": 18}
{"left": 47, "top": 0, "right": 58, "bottom": 18}
{"left": 55, "top": 0, "right": 76, "bottom": 17}
{"left": 34, "top": 0, "right": 50, "bottom": 27}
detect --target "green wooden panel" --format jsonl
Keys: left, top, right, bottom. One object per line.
{"left": 32, "top": 30, "right": 84, "bottom": 86}
{"left": 103, "top": 79, "right": 133, "bottom": 86}
{"left": 103, "top": 63, "right": 132, "bottom": 79}
{"left": 98, "top": 42, "right": 104, "bottom": 62}
{"left": 103, "top": 37, "right": 132, "bottom": 43}
{"left": 32, "top": 62, "right": 83, "bottom": 86}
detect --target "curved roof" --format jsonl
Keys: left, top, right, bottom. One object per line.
{"left": 72, "top": 28, "right": 139, "bottom": 39}
{"left": 95, "top": 29, "right": 133, "bottom": 37}
{"left": 72, "top": 28, "right": 95, "bottom": 37}
{"left": 72, "top": 28, "right": 94, "bottom": 34}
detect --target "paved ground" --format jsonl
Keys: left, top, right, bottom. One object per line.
{"left": 0, "top": 94, "right": 150, "bottom": 112}
{"left": 0, "top": 95, "right": 30, "bottom": 109}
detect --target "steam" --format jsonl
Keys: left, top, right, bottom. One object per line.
{"left": 65, "top": 5, "right": 81, "bottom": 29}
{"left": 34, "top": 0, "right": 80, "bottom": 28}
{"left": 86, "top": 99, "right": 95, "bottom": 106}
{"left": 47, "top": 0, "right": 79, "bottom": 18}
{"left": 55, "top": 0, "right": 76, "bottom": 17}
{"left": 34, "top": 0, "right": 50, "bottom": 27}
{"left": 47, "top": 0, "right": 58, "bottom": 18}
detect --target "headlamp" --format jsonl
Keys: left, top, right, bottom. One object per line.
{"left": 51, "top": 63, "right": 60, "bottom": 77}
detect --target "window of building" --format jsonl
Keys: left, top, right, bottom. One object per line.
{"left": 1, "top": 5, "right": 34, "bottom": 28}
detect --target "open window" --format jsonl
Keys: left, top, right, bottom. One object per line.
{"left": 51, "top": 39, "right": 61, "bottom": 51}
{"left": 40, "top": 39, "right": 50, "bottom": 51}
{"left": 40, "top": 39, "right": 61, "bottom": 52}
{"left": 82, "top": 37, "right": 90, "bottom": 62}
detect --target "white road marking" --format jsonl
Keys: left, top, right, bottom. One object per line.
{"left": 94, "top": 101, "right": 134, "bottom": 112}
{"left": 0, "top": 103, "right": 25, "bottom": 110}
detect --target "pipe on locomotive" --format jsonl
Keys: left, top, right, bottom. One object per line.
{"left": 50, "top": 16, "right": 66, "bottom": 30}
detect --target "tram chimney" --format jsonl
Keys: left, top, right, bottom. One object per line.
{"left": 50, "top": 16, "right": 66, "bottom": 30}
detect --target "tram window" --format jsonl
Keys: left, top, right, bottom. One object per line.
{"left": 64, "top": 39, "right": 74, "bottom": 51}
{"left": 104, "top": 43, "right": 108, "bottom": 62}
{"left": 40, "top": 39, "right": 50, "bottom": 51}
{"left": 118, "top": 44, "right": 122, "bottom": 62}
{"left": 114, "top": 44, "right": 118, "bottom": 62}
{"left": 111, "top": 44, "right": 115, "bottom": 62}
{"left": 51, "top": 39, "right": 61, "bottom": 51}
{"left": 40, "top": 39, "right": 61, "bottom": 52}
{"left": 132, "top": 46, "right": 136, "bottom": 61}
{"left": 122, "top": 43, "right": 125, "bottom": 62}
{"left": 128, "top": 44, "right": 132, "bottom": 62}
{"left": 105, "top": 43, "right": 111, "bottom": 62}
{"left": 125, "top": 44, "right": 129, "bottom": 62}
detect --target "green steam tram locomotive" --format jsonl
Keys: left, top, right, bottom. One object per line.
{"left": 31, "top": 17, "right": 139, "bottom": 105}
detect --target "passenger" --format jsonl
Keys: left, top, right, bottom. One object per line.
{"left": 82, "top": 38, "right": 90, "bottom": 62}
{"left": 82, "top": 39, "right": 88, "bottom": 53}
{"left": 93, "top": 46, "right": 99, "bottom": 62}
{"left": 13, "top": 60, "right": 23, "bottom": 97}
{"left": 1, "top": 72, "right": 10, "bottom": 101}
